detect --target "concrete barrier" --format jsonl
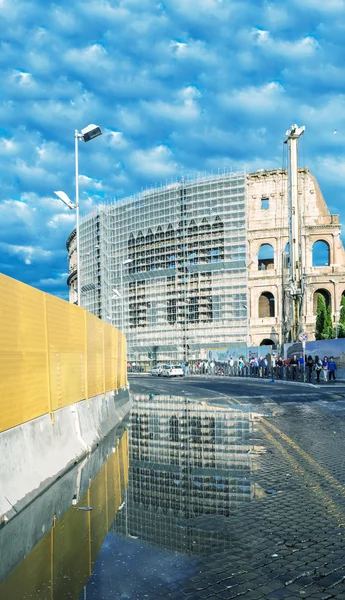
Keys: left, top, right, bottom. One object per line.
{"left": 0, "top": 388, "right": 131, "bottom": 521}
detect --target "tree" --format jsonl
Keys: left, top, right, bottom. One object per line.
{"left": 315, "top": 294, "right": 327, "bottom": 340}
{"left": 315, "top": 294, "right": 335, "bottom": 339}
{"left": 337, "top": 295, "right": 345, "bottom": 338}
{"left": 325, "top": 305, "right": 335, "bottom": 339}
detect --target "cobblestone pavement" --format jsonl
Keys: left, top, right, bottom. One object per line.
{"left": 169, "top": 400, "right": 345, "bottom": 600}
{"left": 123, "top": 378, "right": 345, "bottom": 600}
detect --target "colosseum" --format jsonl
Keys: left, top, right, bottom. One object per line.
{"left": 66, "top": 168, "right": 345, "bottom": 362}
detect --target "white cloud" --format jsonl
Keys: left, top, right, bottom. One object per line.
{"left": 130, "top": 145, "right": 179, "bottom": 177}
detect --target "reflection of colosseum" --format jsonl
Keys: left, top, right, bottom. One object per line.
{"left": 113, "top": 395, "right": 255, "bottom": 553}
{"left": 67, "top": 168, "right": 345, "bottom": 360}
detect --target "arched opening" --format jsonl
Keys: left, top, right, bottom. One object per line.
{"left": 260, "top": 338, "right": 276, "bottom": 348}
{"left": 200, "top": 217, "right": 211, "bottom": 234}
{"left": 313, "top": 288, "right": 331, "bottom": 314}
{"left": 145, "top": 228, "right": 154, "bottom": 244}
{"left": 258, "top": 244, "right": 274, "bottom": 270}
{"left": 136, "top": 230, "right": 144, "bottom": 246}
{"left": 187, "top": 219, "right": 198, "bottom": 236}
{"left": 312, "top": 240, "right": 330, "bottom": 266}
{"left": 128, "top": 233, "right": 135, "bottom": 249}
{"left": 165, "top": 224, "right": 174, "bottom": 241}
{"left": 259, "top": 292, "right": 275, "bottom": 318}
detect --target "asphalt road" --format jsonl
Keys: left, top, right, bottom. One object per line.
{"left": 129, "top": 373, "right": 345, "bottom": 408}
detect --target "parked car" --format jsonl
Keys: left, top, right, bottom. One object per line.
{"left": 151, "top": 365, "right": 162, "bottom": 376}
{"left": 162, "top": 364, "right": 184, "bottom": 377}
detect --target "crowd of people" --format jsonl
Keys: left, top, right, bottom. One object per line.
{"left": 188, "top": 354, "right": 338, "bottom": 382}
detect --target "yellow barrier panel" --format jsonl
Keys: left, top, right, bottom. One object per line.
{"left": 46, "top": 294, "right": 86, "bottom": 410}
{"left": 0, "top": 274, "right": 50, "bottom": 432}
{"left": 86, "top": 311, "right": 105, "bottom": 399}
{"left": 0, "top": 273, "right": 127, "bottom": 433}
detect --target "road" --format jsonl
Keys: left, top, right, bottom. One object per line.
{"left": 127, "top": 374, "right": 345, "bottom": 599}
{"left": 129, "top": 373, "right": 345, "bottom": 408}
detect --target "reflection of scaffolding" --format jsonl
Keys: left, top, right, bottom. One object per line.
{"left": 113, "top": 395, "right": 253, "bottom": 554}
{"left": 79, "top": 172, "right": 248, "bottom": 361}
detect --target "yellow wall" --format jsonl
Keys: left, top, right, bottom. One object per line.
{"left": 0, "top": 274, "right": 127, "bottom": 433}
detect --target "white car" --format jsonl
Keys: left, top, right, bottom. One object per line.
{"left": 162, "top": 364, "right": 185, "bottom": 377}
{"left": 151, "top": 365, "right": 162, "bottom": 376}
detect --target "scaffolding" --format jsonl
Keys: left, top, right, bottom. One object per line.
{"left": 79, "top": 172, "right": 248, "bottom": 362}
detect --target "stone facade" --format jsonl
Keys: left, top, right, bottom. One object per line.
{"left": 247, "top": 168, "right": 345, "bottom": 345}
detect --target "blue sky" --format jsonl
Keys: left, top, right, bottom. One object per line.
{"left": 1, "top": 0, "right": 345, "bottom": 300}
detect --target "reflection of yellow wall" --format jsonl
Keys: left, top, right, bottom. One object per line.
{"left": 0, "top": 274, "right": 127, "bottom": 433}
{"left": 0, "top": 430, "right": 128, "bottom": 599}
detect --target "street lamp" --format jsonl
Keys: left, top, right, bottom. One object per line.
{"left": 55, "top": 124, "right": 102, "bottom": 306}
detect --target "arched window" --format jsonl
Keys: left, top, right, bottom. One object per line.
{"left": 136, "top": 230, "right": 144, "bottom": 246}
{"left": 128, "top": 233, "right": 135, "bottom": 249}
{"left": 260, "top": 338, "right": 276, "bottom": 349}
{"left": 313, "top": 289, "right": 331, "bottom": 314}
{"left": 212, "top": 216, "right": 224, "bottom": 231}
{"left": 145, "top": 228, "right": 154, "bottom": 244}
{"left": 259, "top": 292, "right": 275, "bottom": 318}
{"left": 258, "top": 244, "right": 274, "bottom": 270}
{"left": 187, "top": 219, "right": 198, "bottom": 236}
{"left": 312, "top": 240, "right": 330, "bottom": 266}
{"left": 200, "top": 217, "right": 211, "bottom": 233}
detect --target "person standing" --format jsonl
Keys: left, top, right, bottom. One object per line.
{"left": 314, "top": 355, "right": 322, "bottom": 383}
{"left": 290, "top": 354, "right": 299, "bottom": 380}
{"left": 276, "top": 356, "right": 284, "bottom": 379}
{"left": 322, "top": 356, "right": 328, "bottom": 382}
{"left": 306, "top": 355, "right": 314, "bottom": 383}
{"left": 328, "top": 356, "right": 337, "bottom": 381}
{"left": 229, "top": 357, "right": 234, "bottom": 376}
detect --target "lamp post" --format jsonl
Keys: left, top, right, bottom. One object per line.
{"left": 55, "top": 124, "right": 102, "bottom": 306}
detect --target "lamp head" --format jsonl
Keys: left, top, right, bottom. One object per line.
{"left": 54, "top": 191, "right": 76, "bottom": 210}
{"left": 80, "top": 124, "right": 102, "bottom": 142}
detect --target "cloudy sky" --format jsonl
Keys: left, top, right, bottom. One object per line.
{"left": 1, "top": 0, "right": 345, "bottom": 300}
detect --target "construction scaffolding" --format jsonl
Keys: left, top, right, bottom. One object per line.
{"left": 79, "top": 172, "right": 248, "bottom": 362}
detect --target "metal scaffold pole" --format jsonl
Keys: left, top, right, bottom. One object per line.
{"left": 284, "top": 124, "right": 305, "bottom": 342}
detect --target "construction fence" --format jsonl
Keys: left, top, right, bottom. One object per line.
{"left": 0, "top": 273, "right": 127, "bottom": 433}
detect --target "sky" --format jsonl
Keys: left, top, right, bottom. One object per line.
{"left": 1, "top": 0, "right": 345, "bottom": 300}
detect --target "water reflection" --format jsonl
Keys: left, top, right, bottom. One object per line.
{"left": 114, "top": 395, "right": 255, "bottom": 554}
{"left": 0, "top": 396, "right": 260, "bottom": 600}
{"left": 0, "top": 425, "right": 129, "bottom": 600}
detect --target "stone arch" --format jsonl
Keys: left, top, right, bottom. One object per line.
{"left": 313, "top": 288, "right": 331, "bottom": 314}
{"left": 259, "top": 292, "right": 275, "bottom": 318}
{"left": 260, "top": 338, "right": 276, "bottom": 347}
{"left": 312, "top": 240, "right": 330, "bottom": 267}
{"left": 258, "top": 243, "right": 274, "bottom": 270}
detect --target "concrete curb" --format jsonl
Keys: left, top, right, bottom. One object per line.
{"left": 0, "top": 389, "right": 132, "bottom": 521}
